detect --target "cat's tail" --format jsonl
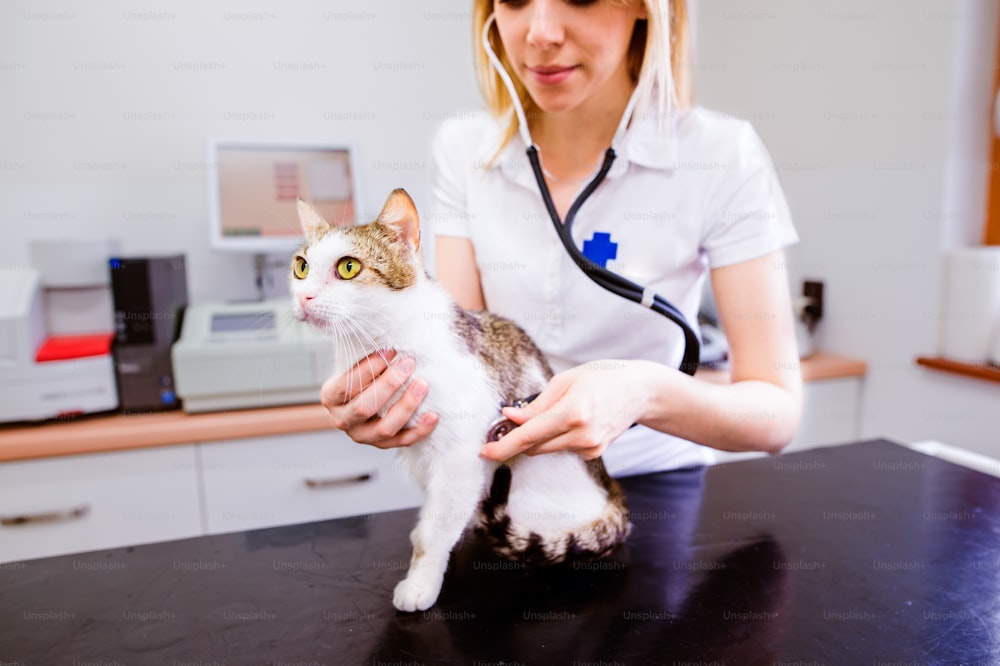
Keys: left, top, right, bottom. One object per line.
{"left": 478, "top": 458, "right": 632, "bottom": 565}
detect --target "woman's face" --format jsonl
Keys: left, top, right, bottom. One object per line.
{"left": 493, "top": 0, "right": 643, "bottom": 115}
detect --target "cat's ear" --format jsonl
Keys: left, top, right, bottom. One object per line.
{"left": 376, "top": 188, "right": 421, "bottom": 253}
{"left": 296, "top": 198, "right": 331, "bottom": 241}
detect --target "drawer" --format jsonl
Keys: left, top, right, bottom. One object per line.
{"left": 199, "top": 430, "right": 424, "bottom": 534}
{"left": 0, "top": 445, "right": 202, "bottom": 564}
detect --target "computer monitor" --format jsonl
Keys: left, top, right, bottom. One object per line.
{"left": 207, "top": 140, "right": 362, "bottom": 255}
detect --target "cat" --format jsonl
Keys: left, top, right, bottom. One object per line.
{"left": 289, "top": 189, "right": 630, "bottom": 612}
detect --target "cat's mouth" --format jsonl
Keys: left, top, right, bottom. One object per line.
{"left": 299, "top": 306, "right": 380, "bottom": 340}
{"left": 299, "top": 308, "right": 326, "bottom": 328}
{"left": 293, "top": 300, "right": 322, "bottom": 326}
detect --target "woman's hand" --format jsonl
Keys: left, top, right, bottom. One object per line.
{"left": 321, "top": 349, "right": 438, "bottom": 448}
{"left": 479, "top": 360, "right": 659, "bottom": 462}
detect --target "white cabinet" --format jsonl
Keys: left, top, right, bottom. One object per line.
{"left": 0, "top": 445, "right": 202, "bottom": 564}
{"left": 198, "top": 430, "right": 424, "bottom": 535}
{"left": 0, "top": 429, "right": 425, "bottom": 564}
{"left": 788, "top": 377, "right": 863, "bottom": 452}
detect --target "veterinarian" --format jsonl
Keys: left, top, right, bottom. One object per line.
{"left": 321, "top": 0, "right": 803, "bottom": 477}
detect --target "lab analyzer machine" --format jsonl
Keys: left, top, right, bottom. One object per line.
{"left": 0, "top": 267, "right": 117, "bottom": 423}
{"left": 171, "top": 300, "right": 334, "bottom": 413}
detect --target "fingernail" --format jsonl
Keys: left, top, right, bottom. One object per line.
{"left": 422, "top": 411, "right": 438, "bottom": 426}
{"left": 409, "top": 381, "right": 428, "bottom": 398}
{"left": 395, "top": 356, "right": 415, "bottom": 374}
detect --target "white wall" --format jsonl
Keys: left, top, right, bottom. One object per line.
{"left": 2, "top": 0, "right": 998, "bottom": 454}
{"left": 0, "top": 0, "right": 481, "bottom": 303}
{"left": 695, "top": 0, "right": 1000, "bottom": 455}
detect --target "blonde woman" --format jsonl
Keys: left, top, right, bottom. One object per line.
{"left": 323, "top": 0, "right": 802, "bottom": 477}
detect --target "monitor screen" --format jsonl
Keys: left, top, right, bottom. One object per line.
{"left": 210, "top": 311, "right": 276, "bottom": 333}
{"left": 207, "top": 141, "right": 361, "bottom": 254}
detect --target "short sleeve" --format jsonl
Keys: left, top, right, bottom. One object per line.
{"left": 701, "top": 122, "right": 798, "bottom": 268}
{"left": 427, "top": 119, "right": 473, "bottom": 239}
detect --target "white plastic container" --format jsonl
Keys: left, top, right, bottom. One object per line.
{"left": 938, "top": 247, "right": 1000, "bottom": 365}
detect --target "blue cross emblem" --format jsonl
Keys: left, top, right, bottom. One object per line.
{"left": 582, "top": 232, "right": 618, "bottom": 268}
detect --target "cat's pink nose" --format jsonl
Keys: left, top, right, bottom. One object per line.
{"left": 297, "top": 294, "right": 315, "bottom": 309}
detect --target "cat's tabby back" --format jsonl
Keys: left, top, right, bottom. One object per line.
{"left": 290, "top": 189, "right": 630, "bottom": 612}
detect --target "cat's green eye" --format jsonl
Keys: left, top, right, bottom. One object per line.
{"left": 292, "top": 255, "right": 309, "bottom": 280}
{"left": 337, "top": 257, "right": 362, "bottom": 280}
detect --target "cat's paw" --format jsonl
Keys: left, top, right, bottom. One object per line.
{"left": 392, "top": 576, "right": 442, "bottom": 612}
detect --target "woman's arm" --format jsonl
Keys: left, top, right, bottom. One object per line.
{"left": 436, "top": 236, "right": 486, "bottom": 310}
{"left": 639, "top": 249, "right": 803, "bottom": 452}
{"left": 480, "top": 249, "right": 803, "bottom": 460}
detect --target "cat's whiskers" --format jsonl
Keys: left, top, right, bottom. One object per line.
{"left": 344, "top": 326, "right": 366, "bottom": 404}
{"left": 333, "top": 307, "right": 392, "bottom": 350}
{"left": 318, "top": 302, "right": 419, "bottom": 414}
{"left": 340, "top": 315, "right": 388, "bottom": 405}
{"left": 322, "top": 312, "right": 376, "bottom": 404}
{"left": 304, "top": 297, "right": 401, "bottom": 413}
{"left": 328, "top": 318, "right": 351, "bottom": 401}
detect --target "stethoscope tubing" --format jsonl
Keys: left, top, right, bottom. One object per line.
{"left": 481, "top": 13, "right": 700, "bottom": 376}
{"left": 525, "top": 146, "right": 701, "bottom": 375}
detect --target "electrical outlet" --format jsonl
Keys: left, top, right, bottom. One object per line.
{"left": 803, "top": 280, "right": 824, "bottom": 322}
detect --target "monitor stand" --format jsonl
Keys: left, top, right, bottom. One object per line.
{"left": 252, "top": 253, "right": 292, "bottom": 302}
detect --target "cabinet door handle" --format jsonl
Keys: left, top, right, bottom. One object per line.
{"left": 304, "top": 471, "right": 375, "bottom": 489}
{"left": 1, "top": 504, "right": 91, "bottom": 527}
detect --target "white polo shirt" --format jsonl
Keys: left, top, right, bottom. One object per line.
{"left": 428, "top": 105, "right": 798, "bottom": 477}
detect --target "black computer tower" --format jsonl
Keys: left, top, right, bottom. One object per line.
{"left": 109, "top": 255, "right": 188, "bottom": 413}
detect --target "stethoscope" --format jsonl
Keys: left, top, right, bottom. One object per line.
{"left": 481, "top": 14, "right": 701, "bottom": 376}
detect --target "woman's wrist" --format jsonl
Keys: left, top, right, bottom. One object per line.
{"left": 630, "top": 359, "right": 692, "bottom": 433}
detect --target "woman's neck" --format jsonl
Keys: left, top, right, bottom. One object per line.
{"left": 530, "top": 76, "right": 635, "bottom": 183}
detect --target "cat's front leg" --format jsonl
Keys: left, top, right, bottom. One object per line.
{"left": 393, "top": 457, "right": 491, "bottom": 612}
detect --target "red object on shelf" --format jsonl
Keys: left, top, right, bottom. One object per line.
{"left": 35, "top": 333, "right": 115, "bottom": 363}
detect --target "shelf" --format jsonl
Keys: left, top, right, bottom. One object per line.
{"left": 916, "top": 357, "right": 1000, "bottom": 385}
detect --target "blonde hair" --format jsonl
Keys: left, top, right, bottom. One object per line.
{"left": 472, "top": 0, "right": 692, "bottom": 155}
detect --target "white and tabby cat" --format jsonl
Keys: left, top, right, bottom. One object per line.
{"left": 290, "top": 189, "right": 630, "bottom": 612}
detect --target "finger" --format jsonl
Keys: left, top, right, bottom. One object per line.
{"left": 480, "top": 408, "right": 570, "bottom": 461}
{"left": 354, "top": 410, "right": 440, "bottom": 450}
{"left": 521, "top": 432, "right": 606, "bottom": 460}
{"left": 350, "top": 380, "right": 429, "bottom": 443}
{"left": 321, "top": 349, "right": 396, "bottom": 406}
{"left": 322, "top": 355, "right": 408, "bottom": 429}
{"left": 497, "top": 378, "right": 568, "bottom": 426}
{"left": 339, "top": 355, "right": 416, "bottom": 426}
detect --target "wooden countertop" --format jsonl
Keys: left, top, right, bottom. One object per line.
{"left": 0, "top": 403, "right": 336, "bottom": 462}
{"left": 695, "top": 352, "right": 868, "bottom": 385}
{"left": 0, "top": 352, "right": 866, "bottom": 462}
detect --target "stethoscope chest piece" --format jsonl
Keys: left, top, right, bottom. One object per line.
{"left": 485, "top": 417, "right": 516, "bottom": 443}
{"left": 484, "top": 393, "right": 538, "bottom": 443}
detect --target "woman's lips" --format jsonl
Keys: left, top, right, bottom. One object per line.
{"left": 527, "top": 65, "right": 578, "bottom": 85}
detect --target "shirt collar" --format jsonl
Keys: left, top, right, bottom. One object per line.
{"left": 475, "top": 114, "right": 536, "bottom": 190}
{"left": 482, "top": 104, "right": 680, "bottom": 189}
{"left": 616, "top": 105, "right": 680, "bottom": 173}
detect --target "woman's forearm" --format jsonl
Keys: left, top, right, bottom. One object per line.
{"left": 636, "top": 362, "right": 802, "bottom": 454}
